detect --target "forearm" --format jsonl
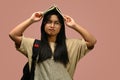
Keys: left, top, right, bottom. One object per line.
{"left": 73, "top": 23, "right": 97, "bottom": 48}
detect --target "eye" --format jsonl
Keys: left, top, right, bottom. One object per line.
{"left": 55, "top": 21, "right": 61, "bottom": 25}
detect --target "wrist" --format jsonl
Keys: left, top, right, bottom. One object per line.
{"left": 72, "top": 23, "right": 79, "bottom": 29}
{"left": 28, "top": 18, "right": 35, "bottom": 24}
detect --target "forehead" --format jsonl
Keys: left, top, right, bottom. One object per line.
{"left": 49, "top": 15, "right": 59, "bottom": 21}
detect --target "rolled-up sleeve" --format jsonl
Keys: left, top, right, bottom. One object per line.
{"left": 77, "top": 39, "right": 90, "bottom": 61}
{"left": 16, "top": 36, "right": 34, "bottom": 58}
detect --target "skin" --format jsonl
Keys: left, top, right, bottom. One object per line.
{"left": 44, "top": 15, "right": 61, "bottom": 42}
{"left": 9, "top": 11, "right": 97, "bottom": 49}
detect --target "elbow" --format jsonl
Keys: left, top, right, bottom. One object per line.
{"left": 9, "top": 32, "right": 21, "bottom": 47}
{"left": 9, "top": 31, "right": 13, "bottom": 37}
{"left": 87, "top": 39, "right": 97, "bottom": 50}
{"left": 9, "top": 31, "right": 14, "bottom": 40}
{"left": 91, "top": 38, "right": 97, "bottom": 46}
{"left": 9, "top": 32, "right": 13, "bottom": 39}
{"left": 9, "top": 31, "right": 18, "bottom": 42}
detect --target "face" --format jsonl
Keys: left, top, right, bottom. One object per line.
{"left": 45, "top": 14, "right": 61, "bottom": 37}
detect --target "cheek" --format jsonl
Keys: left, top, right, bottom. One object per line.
{"left": 57, "top": 26, "right": 61, "bottom": 32}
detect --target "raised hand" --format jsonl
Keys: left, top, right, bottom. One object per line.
{"left": 64, "top": 15, "right": 77, "bottom": 29}
{"left": 30, "top": 11, "right": 43, "bottom": 23}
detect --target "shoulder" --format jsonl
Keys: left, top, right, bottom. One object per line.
{"left": 16, "top": 36, "right": 35, "bottom": 48}
{"left": 66, "top": 38, "right": 86, "bottom": 46}
{"left": 65, "top": 38, "right": 89, "bottom": 55}
{"left": 22, "top": 36, "right": 35, "bottom": 43}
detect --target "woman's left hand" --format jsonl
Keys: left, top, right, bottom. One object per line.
{"left": 64, "top": 15, "right": 77, "bottom": 29}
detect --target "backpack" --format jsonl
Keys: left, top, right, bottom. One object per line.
{"left": 21, "top": 39, "right": 41, "bottom": 80}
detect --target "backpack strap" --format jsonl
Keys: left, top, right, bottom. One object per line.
{"left": 32, "top": 39, "right": 41, "bottom": 60}
{"left": 21, "top": 62, "right": 30, "bottom": 80}
{"left": 30, "top": 39, "right": 41, "bottom": 80}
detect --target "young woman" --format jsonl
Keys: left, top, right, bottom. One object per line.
{"left": 9, "top": 6, "right": 96, "bottom": 80}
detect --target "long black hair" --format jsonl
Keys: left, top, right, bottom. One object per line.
{"left": 37, "top": 9, "right": 69, "bottom": 66}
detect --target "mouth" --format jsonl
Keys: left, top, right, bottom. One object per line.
{"left": 49, "top": 29, "right": 55, "bottom": 31}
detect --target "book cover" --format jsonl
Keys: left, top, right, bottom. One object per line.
{"left": 43, "top": 5, "right": 63, "bottom": 17}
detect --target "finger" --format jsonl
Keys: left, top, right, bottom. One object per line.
{"left": 37, "top": 11, "right": 44, "bottom": 16}
{"left": 35, "top": 12, "right": 43, "bottom": 18}
{"left": 35, "top": 13, "right": 40, "bottom": 17}
{"left": 63, "top": 15, "right": 70, "bottom": 22}
{"left": 63, "top": 16, "right": 67, "bottom": 21}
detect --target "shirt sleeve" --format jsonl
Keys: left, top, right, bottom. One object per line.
{"left": 76, "top": 39, "right": 90, "bottom": 61}
{"left": 67, "top": 38, "right": 90, "bottom": 62}
{"left": 66, "top": 38, "right": 92, "bottom": 77}
{"left": 16, "top": 36, "right": 35, "bottom": 58}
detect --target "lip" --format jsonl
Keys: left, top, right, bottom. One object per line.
{"left": 49, "top": 29, "right": 55, "bottom": 31}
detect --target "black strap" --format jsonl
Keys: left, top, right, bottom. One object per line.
{"left": 21, "top": 62, "right": 30, "bottom": 80}
{"left": 30, "top": 39, "right": 41, "bottom": 80}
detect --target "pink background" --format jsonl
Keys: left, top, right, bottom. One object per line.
{"left": 1, "top": 0, "right": 120, "bottom": 80}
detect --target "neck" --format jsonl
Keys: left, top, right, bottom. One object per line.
{"left": 48, "top": 36, "right": 57, "bottom": 42}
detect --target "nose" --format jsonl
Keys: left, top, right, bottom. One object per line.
{"left": 51, "top": 23, "right": 55, "bottom": 28}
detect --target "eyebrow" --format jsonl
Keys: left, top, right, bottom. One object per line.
{"left": 48, "top": 19, "right": 60, "bottom": 22}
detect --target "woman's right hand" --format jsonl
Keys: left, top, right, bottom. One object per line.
{"left": 30, "top": 11, "right": 43, "bottom": 23}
